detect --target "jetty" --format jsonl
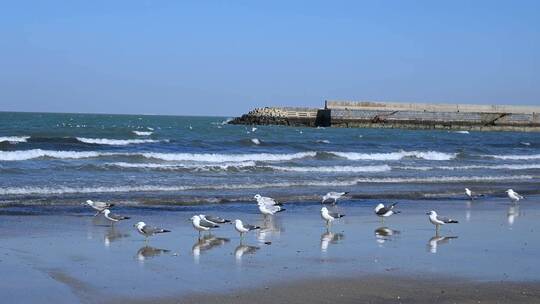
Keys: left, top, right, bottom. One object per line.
{"left": 229, "top": 100, "right": 540, "bottom": 132}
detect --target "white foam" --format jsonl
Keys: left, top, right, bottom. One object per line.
{"left": 0, "top": 149, "right": 104, "bottom": 161}
{"left": 316, "top": 140, "right": 330, "bottom": 144}
{"left": 267, "top": 165, "right": 391, "bottom": 173}
{"left": 0, "top": 136, "right": 30, "bottom": 143}
{"left": 140, "top": 151, "right": 316, "bottom": 162}
{"left": 398, "top": 164, "right": 540, "bottom": 171}
{"left": 106, "top": 161, "right": 257, "bottom": 171}
{"left": 453, "top": 131, "right": 470, "bottom": 134}
{"left": 0, "top": 175, "right": 533, "bottom": 195}
{"left": 330, "top": 150, "right": 457, "bottom": 161}
{"left": 76, "top": 137, "right": 161, "bottom": 145}
{"left": 484, "top": 154, "right": 540, "bottom": 160}
{"left": 132, "top": 131, "right": 153, "bottom": 136}
{"left": 251, "top": 138, "right": 261, "bottom": 145}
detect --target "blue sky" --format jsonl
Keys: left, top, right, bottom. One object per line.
{"left": 1, "top": 1, "right": 538, "bottom": 116}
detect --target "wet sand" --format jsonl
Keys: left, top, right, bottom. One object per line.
{"left": 1, "top": 196, "right": 540, "bottom": 303}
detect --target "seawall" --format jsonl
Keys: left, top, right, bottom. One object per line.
{"left": 229, "top": 100, "right": 540, "bottom": 132}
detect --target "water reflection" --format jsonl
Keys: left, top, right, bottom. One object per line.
{"left": 427, "top": 234, "right": 458, "bottom": 253}
{"left": 320, "top": 230, "right": 345, "bottom": 253}
{"left": 234, "top": 243, "right": 260, "bottom": 263}
{"left": 374, "top": 227, "right": 400, "bottom": 246}
{"left": 136, "top": 246, "right": 170, "bottom": 262}
{"left": 192, "top": 235, "right": 230, "bottom": 263}
{"left": 256, "top": 216, "right": 282, "bottom": 244}
{"left": 507, "top": 205, "right": 520, "bottom": 226}
{"left": 104, "top": 227, "right": 129, "bottom": 247}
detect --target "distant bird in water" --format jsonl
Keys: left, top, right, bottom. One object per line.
{"left": 134, "top": 222, "right": 171, "bottom": 242}
{"left": 84, "top": 199, "right": 114, "bottom": 216}
{"left": 426, "top": 210, "right": 458, "bottom": 232}
{"left": 465, "top": 188, "right": 483, "bottom": 200}
{"left": 506, "top": 189, "right": 524, "bottom": 203}
{"left": 234, "top": 219, "right": 260, "bottom": 239}
{"left": 190, "top": 215, "right": 219, "bottom": 238}
{"left": 374, "top": 203, "right": 400, "bottom": 222}
{"left": 102, "top": 209, "right": 130, "bottom": 225}
{"left": 320, "top": 207, "right": 345, "bottom": 227}
{"left": 321, "top": 192, "right": 349, "bottom": 205}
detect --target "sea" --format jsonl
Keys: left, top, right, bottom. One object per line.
{"left": 0, "top": 111, "right": 539, "bottom": 206}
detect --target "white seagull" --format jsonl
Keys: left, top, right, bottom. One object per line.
{"left": 134, "top": 222, "right": 171, "bottom": 241}
{"left": 234, "top": 219, "right": 260, "bottom": 238}
{"left": 84, "top": 199, "right": 114, "bottom": 216}
{"left": 320, "top": 206, "right": 345, "bottom": 227}
{"left": 254, "top": 194, "right": 282, "bottom": 206}
{"left": 426, "top": 210, "right": 458, "bottom": 231}
{"left": 506, "top": 189, "right": 524, "bottom": 203}
{"left": 257, "top": 201, "right": 285, "bottom": 216}
{"left": 190, "top": 215, "right": 219, "bottom": 237}
{"left": 465, "top": 188, "right": 473, "bottom": 200}
{"left": 102, "top": 209, "right": 130, "bottom": 225}
{"left": 321, "top": 192, "right": 349, "bottom": 204}
{"left": 374, "top": 202, "right": 400, "bottom": 221}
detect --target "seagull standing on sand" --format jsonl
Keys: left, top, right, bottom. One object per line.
{"left": 84, "top": 200, "right": 114, "bottom": 216}
{"left": 426, "top": 210, "right": 458, "bottom": 231}
{"left": 320, "top": 207, "right": 345, "bottom": 227}
{"left": 134, "top": 222, "right": 171, "bottom": 242}
{"left": 321, "top": 192, "right": 348, "bottom": 204}
{"left": 102, "top": 209, "right": 130, "bottom": 225}
{"left": 190, "top": 215, "right": 219, "bottom": 238}
{"left": 374, "top": 203, "right": 400, "bottom": 222}
{"left": 234, "top": 219, "right": 260, "bottom": 238}
{"left": 506, "top": 189, "right": 524, "bottom": 203}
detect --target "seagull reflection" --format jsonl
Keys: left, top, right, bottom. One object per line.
{"left": 192, "top": 235, "right": 230, "bottom": 263}
{"left": 234, "top": 244, "right": 260, "bottom": 263}
{"left": 374, "top": 227, "right": 400, "bottom": 246}
{"left": 257, "top": 216, "right": 282, "bottom": 244}
{"left": 104, "top": 227, "right": 129, "bottom": 247}
{"left": 320, "top": 231, "right": 345, "bottom": 253}
{"left": 136, "top": 246, "right": 170, "bottom": 261}
{"left": 507, "top": 205, "right": 520, "bottom": 226}
{"left": 427, "top": 234, "right": 458, "bottom": 254}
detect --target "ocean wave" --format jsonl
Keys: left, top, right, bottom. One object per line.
{"left": 397, "top": 164, "right": 540, "bottom": 171}
{"left": 132, "top": 131, "right": 153, "bottom": 136}
{"left": 267, "top": 165, "right": 391, "bottom": 173}
{"left": 0, "top": 136, "right": 30, "bottom": 143}
{"left": 330, "top": 150, "right": 457, "bottom": 161}
{"left": 0, "top": 175, "right": 533, "bottom": 196}
{"left": 105, "top": 161, "right": 257, "bottom": 171}
{"left": 76, "top": 137, "right": 162, "bottom": 145}
{"left": 0, "top": 149, "right": 104, "bottom": 161}
{"left": 484, "top": 154, "right": 540, "bottom": 160}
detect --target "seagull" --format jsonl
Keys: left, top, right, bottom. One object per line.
{"left": 465, "top": 188, "right": 473, "bottom": 200}
{"left": 102, "top": 209, "right": 130, "bottom": 225}
{"left": 321, "top": 207, "right": 345, "bottom": 227}
{"left": 374, "top": 202, "right": 400, "bottom": 221}
{"left": 257, "top": 201, "right": 285, "bottom": 216}
{"left": 84, "top": 199, "right": 114, "bottom": 216}
{"left": 234, "top": 219, "right": 260, "bottom": 238}
{"left": 254, "top": 194, "right": 283, "bottom": 206}
{"left": 506, "top": 189, "right": 524, "bottom": 203}
{"left": 191, "top": 215, "right": 219, "bottom": 237}
{"left": 426, "top": 210, "right": 458, "bottom": 231}
{"left": 199, "top": 214, "right": 231, "bottom": 225}
{"left": 251, "top": 127, "right": 257, "bottom": 132}
{"left": 321, "top": 192, "right": 348, "bottom": 204}
{"left": 134, "top": 221, "right": 171, "bottom": 242}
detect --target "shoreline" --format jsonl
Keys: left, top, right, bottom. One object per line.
{"left": 110, "top": 274, "right": 540, "bottom": 304}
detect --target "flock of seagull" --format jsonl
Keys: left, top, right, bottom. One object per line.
{"left": 84, "top": 187, "right": 526, "bottom": 242}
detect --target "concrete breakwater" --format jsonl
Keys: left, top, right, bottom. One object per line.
{"left": 229, "top": 100, "right": 540, "bottom": 132}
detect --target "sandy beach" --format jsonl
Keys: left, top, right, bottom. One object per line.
{"left": 1, "top": 196, "right": 539, "bottom": 303}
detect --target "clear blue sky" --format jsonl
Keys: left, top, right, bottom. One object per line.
{"left": 1, "top": 1, "right": 538, "bottom": 116}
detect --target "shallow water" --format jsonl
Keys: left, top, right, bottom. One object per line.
{"left": 1, "top": 112, "right": 539, "bottom": 205}
{"left": 1, "top": 197, "right": 539, "bottom": 303}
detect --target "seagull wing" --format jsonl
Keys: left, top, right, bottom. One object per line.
{"left": 328, "top": 211, "right": 345, "bottom": 218}
{"left": 108, "top": 213, "right": 130, "bottom": 220}
{"left": 244, "top": 224, "right": 260, "bottom": 231}
{"left": 205, "top": 215, "right": 230, "bottom": 224}
{"left": 199, "top": 218, "right": 219, "bottom": 228}
{"left": 437, "top": 216, "right": 458, "bottom": 224}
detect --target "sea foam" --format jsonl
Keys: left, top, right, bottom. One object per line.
{"left": 330, "top": 150, "right": 457, "bottom": 161}
{"left": 76, "top": 137, "right": 161, "bottom": 145}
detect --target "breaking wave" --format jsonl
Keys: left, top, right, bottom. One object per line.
{"left": 76, "top": 137, "right": 162, "bottom": 145}
{"left": 132, "top": 131, "right": 153, "bottom": 136}
{"left": 330, "top": 150, "right": 457, "bottom": 161}
{"left": 483, "top": 154, "right": 540, "bottom": 160}
{"left": 0, "top": 136, "right": 30, "bottom": 143}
